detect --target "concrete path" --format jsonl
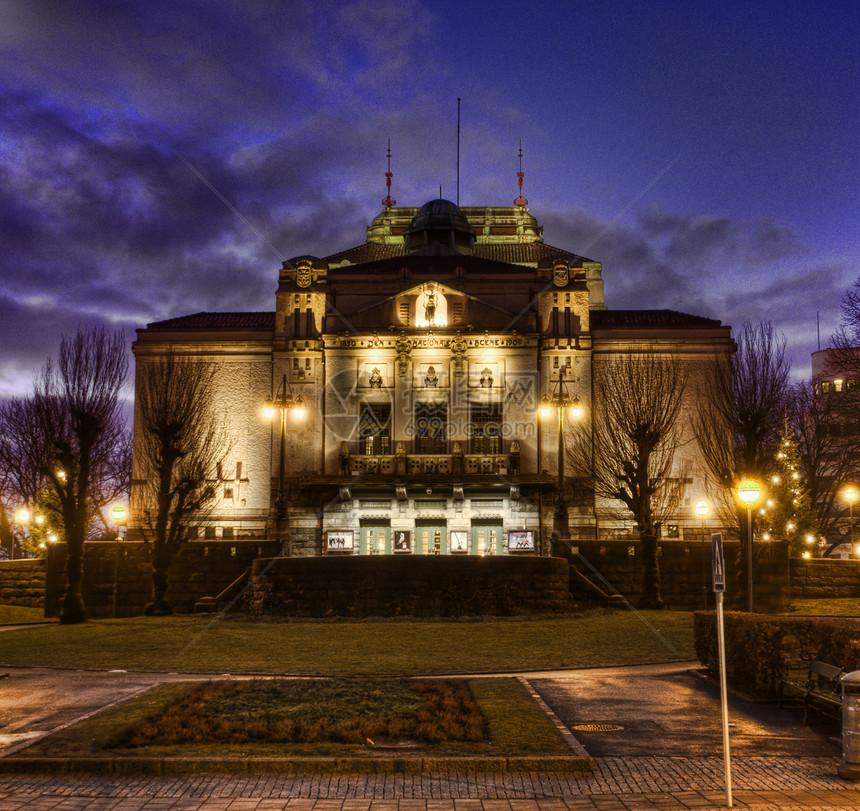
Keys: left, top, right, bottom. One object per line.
{"left": 0, "top": 662, "right": 858, "bottom": 809}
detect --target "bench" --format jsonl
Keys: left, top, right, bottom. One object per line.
{"left": 780, "top": 659, "right": 844, "bottom": 724}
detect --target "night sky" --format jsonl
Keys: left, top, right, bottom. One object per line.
{"left": 1, "top": 0, "right": 857, "bottom": 398}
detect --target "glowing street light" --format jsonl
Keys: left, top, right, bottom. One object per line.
{"left": 737, "top": 479, "right": 762, "bottom": 613}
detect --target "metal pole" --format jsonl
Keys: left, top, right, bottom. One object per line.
{"left": 747, "top": 505, "right": 754, "bottom": 613}
{"left": 112, "top": 529, "right": 119, "bottom": 619}
{"left": 701, "top": 517, "right": 707, "bottom": 610}
{"left": 716, "top": 589, "right": 734, "bottom": 807}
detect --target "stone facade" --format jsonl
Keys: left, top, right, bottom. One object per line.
{"left": 130, "top": 200, "right": 734, "bottom": 556}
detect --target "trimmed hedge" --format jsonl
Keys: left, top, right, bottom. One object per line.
{"left": 694, "top": 611, "right": 860, "bottom": 699}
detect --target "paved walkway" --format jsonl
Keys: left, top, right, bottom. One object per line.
{"left": 1, "top": 663, "right": 859, "bottom": 809}
{"left": 1, "top": 759, "right": 859, "bottom": 810}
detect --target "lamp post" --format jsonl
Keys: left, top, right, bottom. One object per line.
{"left": 110, "top": 504, "right": 127, "bottom": 619}
{"left": 13, "top": 507, "right": 31, "bottom": 560}
{"left": 263, "top": 374, "right": 306, "bottom": 549}
{"left": 737, "top": 479, "right": 762, "bottom": 613}
{"left": 843, "top": 486, "right": 858, "bottom": 558}
{"left": 695, "top": 500, "right": 710, "bottom": 609}
{"left": 539, "top": 365, "right": 583, "bottom": 540}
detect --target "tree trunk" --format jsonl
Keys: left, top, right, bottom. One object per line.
{"left": 145, "top": 547, "right": 174, "bottom": 615}
{"left": 60, "top": 534, "right": 86, "bottom": 624}
{"left": 638, "top": 529, "right": 664, "bottom": 609}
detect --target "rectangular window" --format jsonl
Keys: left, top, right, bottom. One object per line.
{"left": 451, "top": 302, "right": 464, "bottom": 324}
{"left": 415, "top": 401, "right": 447, "bottom": 454}
{"left": 359, "top": 403, "right": 391, "bottom": 455}
{"left": 399, "top": 302, "right": 410, "bottom": 324}
{"left": 222, "top": 526, "right": 234, "bottom": 539}
{"left": 470, "top": 401, "right": 502, "bottom": 454}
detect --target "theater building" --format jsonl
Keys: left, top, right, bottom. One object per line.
{"left": 131, "top": 197, "right": 733, "bottom": 555}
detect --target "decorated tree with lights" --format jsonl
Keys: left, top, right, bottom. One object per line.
{"left": 765, "top": 424, "right": 818, "bottom": 555}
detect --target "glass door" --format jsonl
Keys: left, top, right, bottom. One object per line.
{"left": 471, "top": 520, "right": 504, "bottom": 556}
{"left": 415, "top": 521, "right": 447, "bottom": 555}
{"left": 360, "top": 525, "right": 390, "bottom": 555}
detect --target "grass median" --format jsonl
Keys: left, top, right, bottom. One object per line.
{"left": 0, "top": 610, "right": 695, "bottom": 675}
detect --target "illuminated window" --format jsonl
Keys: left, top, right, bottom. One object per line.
{"left": 835, "top": 379, "right": 843, "bottom": 392}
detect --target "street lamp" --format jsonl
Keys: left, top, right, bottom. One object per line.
{"left": 539, "top": 365, "right": 583, "bottom": 539}
{"left": 12, "top": 507, "right": 31, "bottom": 560}
{"left": 695, "top": 500, "right": 710, "bottom": 609}
{"left": 111, "top": 504, "right": 127, "bottom": 619}
{"left": 737, "top": 479, "right": 762, "bottom": 613}
{"left": 264, "top": 373, "right": 306, "bottom": 548}
{"left": 843, "top": 485, "right": 858, "bottom": 551}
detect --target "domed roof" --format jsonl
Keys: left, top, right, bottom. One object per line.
{"left": 404, "top": 199, "right": 476, "bottom": 255}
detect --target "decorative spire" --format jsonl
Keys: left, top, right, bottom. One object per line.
{"left": 514, "top": 140, "right": 528, "bottom": 208}
{"left": 381, "top": 140, "right": 396, "bottom": 209}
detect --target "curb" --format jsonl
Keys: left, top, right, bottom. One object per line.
{"left": 0, "top": 754, "right": 593, "bottom": 775}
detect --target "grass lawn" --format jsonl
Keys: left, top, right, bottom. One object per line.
{"left": 0, "top": 610, "right": 695, "bottom": 675}
{"left": 0, "top": 605, "right": 47, "bottom": 624}
{"left": 22, "top": 677, "right": 572, "bottom": 760}
{"left": 787, "top": 598, "right": 860, "bottom": 616}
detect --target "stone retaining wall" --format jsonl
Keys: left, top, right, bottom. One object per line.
{"left": 790, "top": 558, "right": 860, "bottom": 597}
{"left": 555, "top": 539, "right": 790, "bottom": 611}
{"left": 244, "top": 555, "right": 571, "bottom": 617}
{"left": 45, "top": 540, "right": 283, "bottom": 618}
{"left": 0, "top": 559, "right": 46, "bottom": 607}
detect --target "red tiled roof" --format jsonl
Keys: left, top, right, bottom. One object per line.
{"left": 146, "top": 312, "right": 275, "bottom": 330}
{"left": 591, "top": 310, "right": 724, "bottom": 329}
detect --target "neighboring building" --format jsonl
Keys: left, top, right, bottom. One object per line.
{"left": 131, "top": 198, "right": 733, "bottom": 555}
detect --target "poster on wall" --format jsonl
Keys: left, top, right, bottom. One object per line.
{"left": 449, "top": 530, "right": 469, "bottom": 553}
{"left": 393, "top": 530, "right": 412, "bottom": 553}
{"left": 326, "top": 530, "right": 354, "bottom": 553}
{"left": 508, "top": 530, "right": 535, "bottom": 551}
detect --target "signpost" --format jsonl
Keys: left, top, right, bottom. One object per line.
{"left": 712, "top": 532, "right": 733, "bottom": 807}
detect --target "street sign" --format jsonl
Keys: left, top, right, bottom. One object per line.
{"left": 711, "top": 532, "right": 726, "bottom": 593}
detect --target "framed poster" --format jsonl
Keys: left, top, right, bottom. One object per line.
{"left": 326, "top": 530, "right": 354, "bottom": 553}
{"left": 449, "top": 530, "right": 469, "bottom": 554}
{"left": 507, "top": 530, "right": 535, "bottom": 552}
{"left": 393, "top": 530, "right": 412, "bottom": 553}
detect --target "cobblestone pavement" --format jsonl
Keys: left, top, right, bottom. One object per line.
{"left": 1, "top": 756, "right": 859, "bottom": 810}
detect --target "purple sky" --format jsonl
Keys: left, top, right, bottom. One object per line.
{"left": 1, "top": 0, "right": 857, "bottom": 398}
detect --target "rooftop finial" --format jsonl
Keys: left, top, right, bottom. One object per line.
{"left": 381, "top": 140, "right": 396, "bottom": 209}
{"left": 514, "top": 140, "right": 528, "bottom": 209}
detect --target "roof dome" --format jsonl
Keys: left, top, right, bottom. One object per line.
{"left": 404, "top": 199, "right": 476, "bottom": 255}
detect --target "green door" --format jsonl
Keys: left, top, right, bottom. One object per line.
{"left": 471, "top": 520, "right": 504, "bottom": 556}
{"left": 415, "top": 521, "right": 447, "bottom": 555}
{"left": 360, "top": 525, "right": 390, "bottom": 555}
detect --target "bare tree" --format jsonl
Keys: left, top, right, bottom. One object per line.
{"left": 790, "top": 379, "right": 860, "bottom": 551}
{"left": 570, "top": 352, "right": 689, "bottom": 608}
{"left": 0, "top": 328, "right": 128, "bottom": 623}
{"left": 133, "top": 353, "right": 230, "bottom": 615}
{"left": 695, "top": 322, "right": 791, "bottom": 608}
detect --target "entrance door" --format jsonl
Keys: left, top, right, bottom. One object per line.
{"left": 415, "top": 521, "right": 447, "bottom": 555}
{"left": 360, "top": 525, "right": 390, "bottom": 555}
{"left": 471, "top": 520, "right": 504, "bottom": 556}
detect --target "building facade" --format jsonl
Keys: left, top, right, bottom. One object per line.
{"left": 131, "top": 200, "right": 733, "bottom": 555}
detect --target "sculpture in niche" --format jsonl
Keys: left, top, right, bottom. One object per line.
{"left": 480, "top": 367, "right": 494, "bottom": 388}
{"left": 424, "top": 284, "right": 437, "bottom": 324}
{"left": 369, "top": 367, "right": 383, "bottom": 388}
{"left": 424, "top": 365, "right": 438, "bottom": 387}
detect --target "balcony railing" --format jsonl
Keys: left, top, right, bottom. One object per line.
{"left": 342, "top": 453, "right": 517, "bottom": 477}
